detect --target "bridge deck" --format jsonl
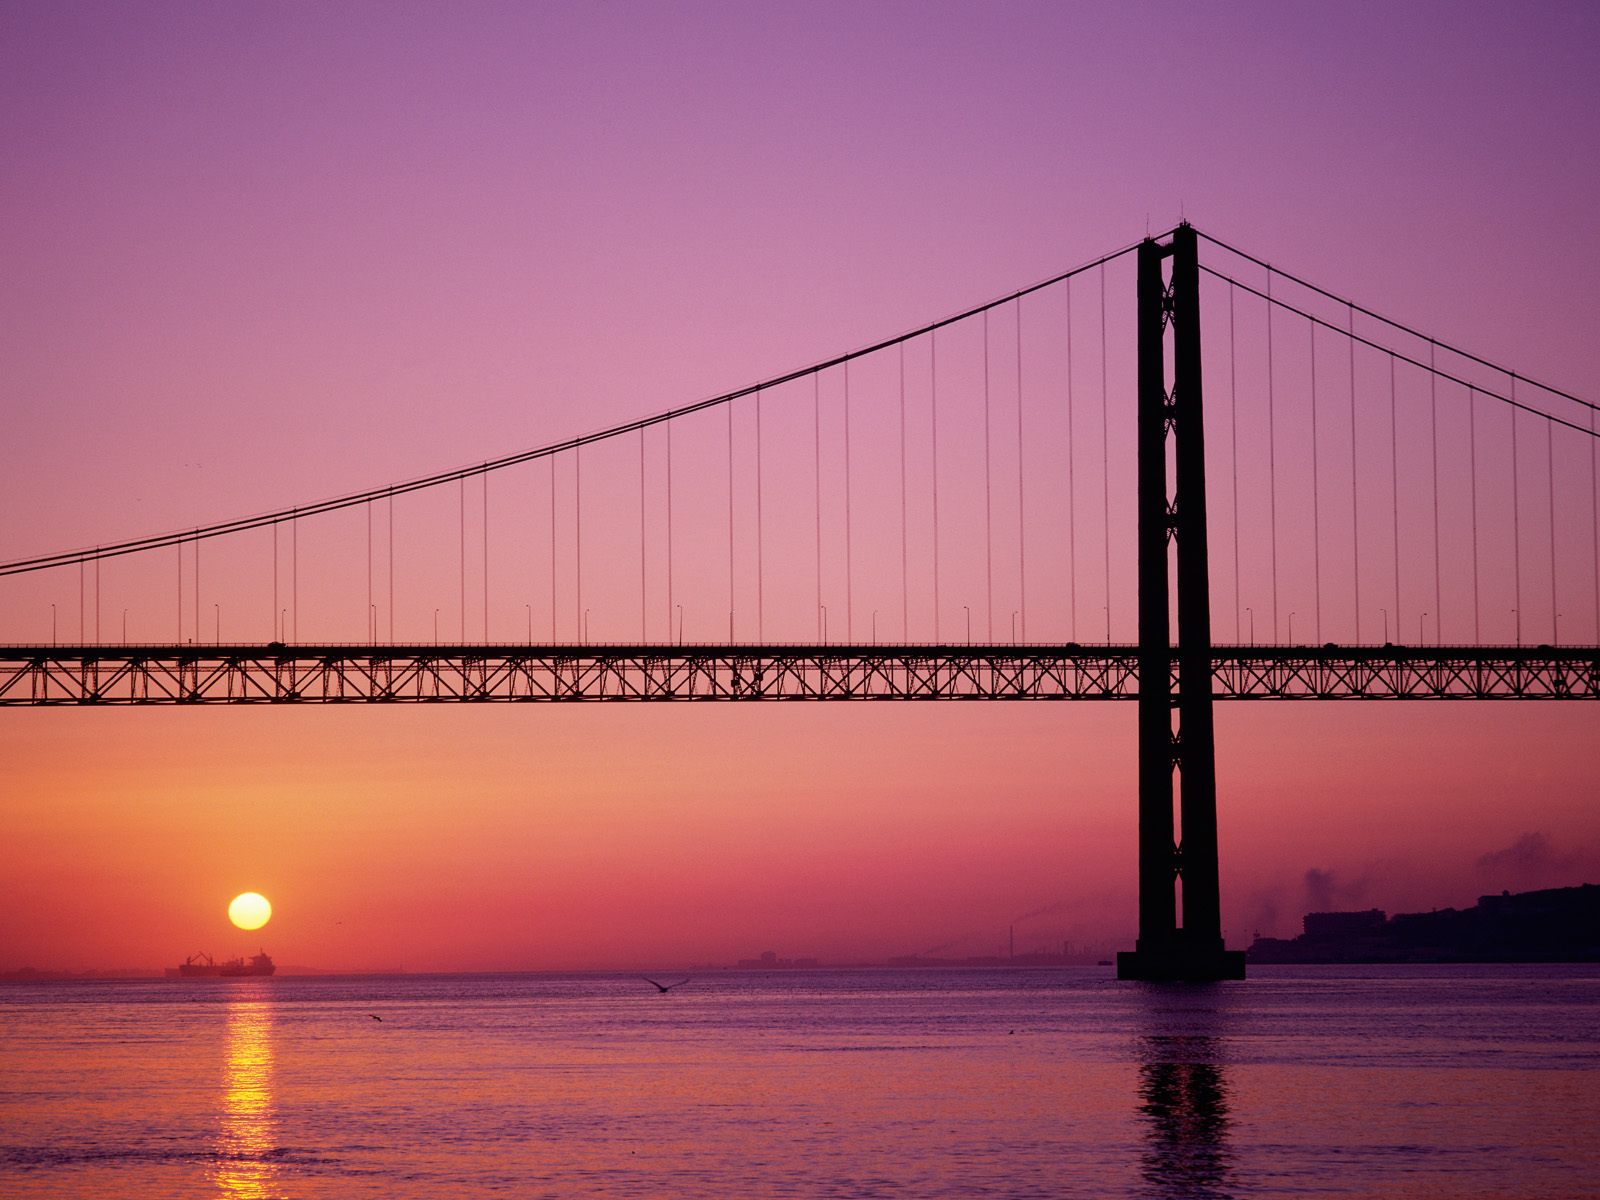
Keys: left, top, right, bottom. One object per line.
{"left": 1, "top": 644, "right": 1595, "bottom": 705}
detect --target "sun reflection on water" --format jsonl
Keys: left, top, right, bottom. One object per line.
{"left": 215, "top": 992, "right": 278, "bottom": 1198}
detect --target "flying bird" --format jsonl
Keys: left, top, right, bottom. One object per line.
{"left": 369, "top": 1014, "right": 383, "bottom": 1022}
{"left": 641, "top": 977, "right": 690, "bottom": 993}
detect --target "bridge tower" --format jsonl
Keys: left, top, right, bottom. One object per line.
{"left": 1117, "top": 224, "right": 1247, "bottom": 982}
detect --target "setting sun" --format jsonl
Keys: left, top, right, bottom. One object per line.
{"left": 228, "top": 892, "right": 272, "bottom": 931}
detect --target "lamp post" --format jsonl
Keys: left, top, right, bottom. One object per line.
{"left": 1011, "top": 611, "right": 1018, "bottom": 644}
{"left": 1246, "top": 606, "right": 1253, "bottom": 647}
{"left": 122, "top": 609, "right": 127, "bottom": 645}
{"left": 1512, "top": 608, "right": 1520, "bottom": 647}
{"left": 433, "top": 608, "right": 440, "bottom": 642}
{"left": 1380, "top": 608, "right": 1388, "bottom": 644}
{"left": 676, "top": 604, "right": 683, "bottom": 645}
{"left": 1419, "top": 611, "right": 1428, "bottom": 646}
{"left": 820, "top": 605, "right": 827, "bottom": 644}
{"left": 963, "top": 605, "right": 971, "bottom": 645}
{"left": 214, "top": 604, "right": 220, "bottom": 645}
{"left": 525, "top": 604, "right": 532, "bottom": 643}
{"left": 1288, "top": 611, "right": 1296, "bottom": 647}
{"left": 50, "top": 603, "right": 56, "bottom": 647}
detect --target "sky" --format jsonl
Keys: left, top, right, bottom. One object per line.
{"left": 3, "top": 1, "right": 1598, "bottom": 971}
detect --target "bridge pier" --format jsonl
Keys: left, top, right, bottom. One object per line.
{"left": 1117, "top": 224, "right": 1246, "bottom": 983}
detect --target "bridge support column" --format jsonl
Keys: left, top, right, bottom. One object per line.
{"left": 1117, "top": 224, "right": 1246, "bottom": 983}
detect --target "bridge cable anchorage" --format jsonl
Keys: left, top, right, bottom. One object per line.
{"left": 0, "top": 237, "right": 1148, "bottom": 578}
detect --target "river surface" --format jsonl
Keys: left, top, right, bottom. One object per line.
{"left": 2, "top": 965, "right": 1597, "bottom": 1198}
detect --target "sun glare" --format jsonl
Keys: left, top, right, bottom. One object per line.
{"left": 228, "top": 892, "right": 272, "bottom": 931}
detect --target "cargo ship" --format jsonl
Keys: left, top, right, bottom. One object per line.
{"left": 165, "top": 950, "right": 276, "bottom": 978}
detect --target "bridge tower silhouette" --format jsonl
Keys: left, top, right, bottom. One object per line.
{"left": 1118, "top": 225, "right": 1246, "bottom": 982}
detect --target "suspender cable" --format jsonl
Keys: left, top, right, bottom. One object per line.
{"left": 1016, "top": 295, "right": 1026, "bottom": 642}
{"left": 1390, "top": 355, "right": 1400, "bottom": 639}
{"left": 459, "top": 477, "right": 466, "bottom": 642}
{"left": 666, "top": 422, "right": 673, "bottom": 642}
{"left": 755, "top": 390, "right": 763, "bottom": 643}
{"left": 1310, "top": 321, "right": 1322, "bottom": 642}
{"left": 932, "top": 330, "right": 941, "bottom": 642}
{"left": 273, "top": 522, "right": 279, "bottom": 640}
{"left": 1348, "top": 305, "right": 1360, "bottom": 644}
{"left": 815, "top": 373, "right": 822, "bottom": 641}
{"left": 899, "top": 341, "right": 908, "bottom": 640}
{"left": 1267, "top": 271, "right": 1279, "bottom": 643}
{"left": 984, "top": 309, "right": 993, "bottom": 641}
{"left": 1592, "top": 409, "right": 1598, "bottom": 643}
{"left": 80, "top": 557, "right": 85, "bottom": 641}
{"left": 483, "top": 470, "right": 489, "bottom": 640}
{"left": 728, "top": 395, "right": 735, "bottom": 640}
{"left": 1066, "top": 277, "right": 1077, "bottom": 640}
{"left": 194, "top": 532, "right": 199, "bottom": 645}
{"left": 1511, "top": 379, "right": 1521, "bottom": 646}
{"left": 642, "top": 426, "right": 649, "bottom": 642}
{"left": 845, "top": 361, "right": 853, "bottom": 643}
{"left": 388, "top": 488, "right": 394, "bottom": 641}
{"left": 1230, "top": 285, "right": 1241, "bottom": 643}
{"left": 576, "top": 445, "right": 582, "bottom": 642}
{"left": 95, "top": 556, "right": 100, "bottom": 644}
{"left": 1470, "top": 387, "right": 1481, "bottom": 642}
{"left": 367, "top": 502, "right": 373, "bottom": 641}
{"left": 292, "top": 514, "right": 297, "bottom": 642}
{"left": 1429, "top": 342, "right": 1441, "bottom": 644}
{"left": 1100, "top": 262, "right": 1110, "bottom": 643}
{"left": 175, "top": 544, "right": 180, "bottom": 642}
{"left": 1548, "top": 416, "right": 1557, "bottom": 642}
{"left": 550, "top": 457, "right": 557, "bottom": 643}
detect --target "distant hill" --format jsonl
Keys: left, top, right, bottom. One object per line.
{"left": 1248, "top": 883, "right": 1600, "bottom": 964}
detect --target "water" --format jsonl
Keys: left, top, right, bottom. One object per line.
{"left": 2, "top": 966, "right": 1596, "bottom": 1198}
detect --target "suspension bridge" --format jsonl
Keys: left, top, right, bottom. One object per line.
{"left": 3, "top": 224, "right": 1596, "bottom": 980}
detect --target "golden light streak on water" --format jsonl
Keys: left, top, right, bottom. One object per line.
{"left": 214, "top": 995, "right": 277, "bottom": 1198}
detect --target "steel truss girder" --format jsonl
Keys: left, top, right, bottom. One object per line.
{"left": 0, "top": 645, "right": 1593, "bottom": 705}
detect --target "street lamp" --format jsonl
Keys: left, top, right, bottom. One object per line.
{"left": 1419, "top": 611, "right": 1428, "bottom": 646}
{"left": 525, "top": 604, "right": 532, "bottom": 643}
{"left": 963, "top": 604, "right": 971, "bottom": 645}
{"left": 1011, "top": 610, "right": 1019, "bottom": 644}
{"left": 1246, "top": 606, "right": 1253, "bottom": 646}
{"left": 50, "top": 603, "right": 56, "bottom": 647}
{"left": 122, "top": 609, "right": 127, "bottom": 645}
{"left": 1511, "top": 608, "right": 1520, "bottom": 647}
{"left": 1288, "top": 611, "right": 1296, "bottom": 646}
{"left": 1380, "top": 607, "right": 1388, "bottom": 644}
{"left": 214, "top": 603, "right": 220, "bottom": 644}
{"left": 433, "top": 608, "right": 440, "bottom": 642}
{"left": 676, "top": 604, "right": 684, "bottom": 645}
{"left": 820, "top": 605, "right": 827, "bottom": 644}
